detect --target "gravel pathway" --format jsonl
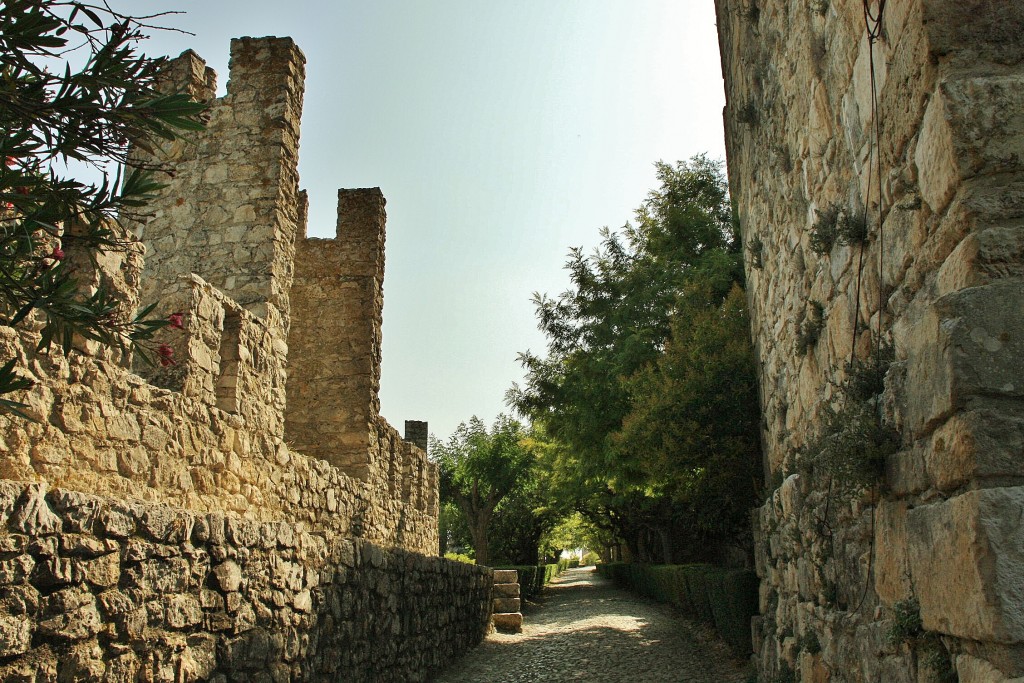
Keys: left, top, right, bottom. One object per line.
{"left": 432, "top": 566, "right": 752, "bottom": 683}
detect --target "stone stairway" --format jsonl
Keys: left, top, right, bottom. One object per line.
{"left": 491, "top": 569, "right": 523, "bottom": 632}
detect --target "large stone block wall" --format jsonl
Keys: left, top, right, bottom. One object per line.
{"left": 716, "top": 1, "right": 1024, "bottom": 681}
{"left": 0, "top": 482, "right": 491, "bottom": 682}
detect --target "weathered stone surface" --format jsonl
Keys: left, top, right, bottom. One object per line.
{"left": 716, "top": 0, "right": 1024, "bottom": 678}
{"left": 492, "top": 612, "right": 523, "bottom": 633}
{"left": 493, "top": 583, "right": 519, "bottom": 598}
{"left": 493, "top": 570, "right": 518, "bottom": 584}
{"left": 0, "top": 482, "right": 491, "bottom": 682}
{"left": 493, "top": 597, "right": 520, "bottom": 614}
{"left": 907, "top": 488, "right": 1024, "bottom": 642}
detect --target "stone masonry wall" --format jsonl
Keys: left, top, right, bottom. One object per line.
{"left": 0, "top": 35, "right": 459, "bottom": 680}
{"left": 0, "top": 482, "right": 491, "bottom": 682}
{"left": 286, "top": 189, "right": 387, "bottom": 478}
{"left": 716, "top": 1, "right": 1024, "bottom": 681}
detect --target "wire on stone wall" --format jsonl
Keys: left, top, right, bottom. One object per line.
{"left": 848, "top": 0, "right": 888, "bottom": 619}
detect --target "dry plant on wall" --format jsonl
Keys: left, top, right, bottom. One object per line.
{"left": 798, "top": 343, "right": 898, "bottom": 501}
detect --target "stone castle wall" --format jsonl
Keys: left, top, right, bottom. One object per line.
{"left": 0, "top": 482, "right": 490, "bottom": 682}
{"left": 0, "top": 36, "right": 473, "bottom": 681}
{"left": 716, "top": 1, "right": 1024, "bottom": 681}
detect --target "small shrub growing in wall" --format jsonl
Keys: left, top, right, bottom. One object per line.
{"left": 736, "top": 101, "right": 760, "bottom": 127}
{"left": 888, "top": 597, "right": 957, "bottom": 681}
{"left": 888, "top": 597, "right": 923, "bottom": 647}
{"left": 799, "top": 630, "right": 822, "bottom": 655}
{"left": 801, "top": 347, "right": 899, "bottom": 500}
{"left": 810, "top": 203, "right": 869, "bottom": 255}
{"left": 837, "top": 209, "right": 869, "bottom": 245}
{"left": 773, "top": 662, "right": 796, "bottom": 683}
{"left": 809, "top": 204, "right": 841, "bottom": 254}
{"left": 748, "top": 235, "right": 764, "bottom": 269}
{"left": 795, "top": 301, "right": 825, "bottom": 355}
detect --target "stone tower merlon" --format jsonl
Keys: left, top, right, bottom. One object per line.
{"left": 131, "top": 37, "right": 306, "bottom": 333}
{"left": 286, "top": 188, "right": 387, "bottom": 478}
{"left": 404, "top": 421, "right": 429, "bottom": 452}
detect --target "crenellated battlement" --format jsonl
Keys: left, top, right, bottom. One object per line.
{"left": 0, "top": 36, "right": 438, "bottom": 555}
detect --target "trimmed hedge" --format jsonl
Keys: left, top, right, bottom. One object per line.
{"left": 597, "top": 562, "right": 759, "bottom": 655}
{"left": 494, "top": 562, "right": 565, "bottom": 601}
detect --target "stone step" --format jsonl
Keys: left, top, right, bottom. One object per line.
{"left": 492, "top": 612, "right": 523, "bottom": 633}
{"left": 492, "top": 597, "right": 521, "bottom": 613}
{"left": 493, "top": 583, "right": 520, "bottom": 598}
{"left": 493, "top": 569, "right": 518, "bottom": 584}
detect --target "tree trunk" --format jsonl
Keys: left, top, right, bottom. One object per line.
{"left": 657, "top": 526, "right": 673, "bottom": 565}
{"left": 469, "top": 517, "right": 491, "bottom": 567}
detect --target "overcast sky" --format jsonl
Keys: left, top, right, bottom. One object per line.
{"left": 127, "top": 1, "right": 727, "bottom": 440}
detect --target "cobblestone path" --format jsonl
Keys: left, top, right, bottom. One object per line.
{"left": 432, "top": 567, "right": 752, "bottom": 683}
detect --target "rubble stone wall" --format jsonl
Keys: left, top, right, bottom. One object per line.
{"left": 715, "top": 1, "right": 1024, "bottom": 680}
{"left": 0, "top": 482, "right": 491, "bottom": 682}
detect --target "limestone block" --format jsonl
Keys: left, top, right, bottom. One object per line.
{"left": 873, "top": 500, "right": 911, "bottom": 605}
{"left": 492, "top": 612, "right": 522, "bottom": 633}
{"left": 927, "top": 408, "right": 1024, "bottom": 491}
{"left": 923, "top": 0, "right": 1024, "bottom": 66}
{"left": 903, "top": 281, "right": 1024, "bottom": 437}
{"left": 9, "top": 484, "right": 62, "bottom": 535}
{"left": 907, "top": 487, "right": 1024, "bottom": 642}
{"left": 0, "top": 611, "right": 33, "bottom": 659}
{"left": 937, "top": 227, "right": 1024, "bottom": 296}
{"left": 165, "top": 594, "right": 203, "bottom": 629}
{"left": 957, "top": 654, "right": 1024, "bottom": 683}
{"left": 940, "top": 75, "right": 1024, "bottom": 179}
{"left": 493, "top": 597, "right": 520, "bottom": 613}
{"left": 916, "top": 91, "right": 959, "bottom": 213}
{"left": 80, "top": 552, "right": 120, "bottom": 588}
{"left": 213, "top": 560, "right": 243, "bottom": 593}
{"left": 493, "top": 582, "right": 519, "bottom": 598}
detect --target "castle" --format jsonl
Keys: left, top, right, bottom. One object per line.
{"left": 0, "top": 38, "right": 492, "bottom": 681}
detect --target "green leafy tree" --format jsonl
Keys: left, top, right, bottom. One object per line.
{"left": 617, "top": 285, "right": 761, "bottom": 550}
{"left": 0, "top": 0, "right": 206, "bottom": 415}
{"left": 511, "top": 156, "right": 760, "bottom": 563}
{"left": 431, "top": 415, "right": 536, "bottom": 567}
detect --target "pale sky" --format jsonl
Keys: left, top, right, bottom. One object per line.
{"left": 126, "top": 1, "right": 727, "bottom": 440}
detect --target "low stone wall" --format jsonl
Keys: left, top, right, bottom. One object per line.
{"left": 0, "top": 482, "right": 491, "bottom": 682}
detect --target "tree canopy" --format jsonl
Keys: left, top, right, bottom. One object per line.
{"left": 431, "top": 414, "right": 537, "bottom": 566}
{"left": 510, "top": 156, "right": 761, "bottom": 563}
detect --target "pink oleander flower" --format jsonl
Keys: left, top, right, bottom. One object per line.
{"left": 167, "top": 312, "right": 185, "bottom": 330}
{"left": 157, "top": 344, "right": 175, "bottom": 367}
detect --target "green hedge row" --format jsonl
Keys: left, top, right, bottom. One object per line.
{"left": 597, "top": 562, "right": 759, "bottom": 655}
{"left": 494, "top": 561, "right": 567, "bottom": 601}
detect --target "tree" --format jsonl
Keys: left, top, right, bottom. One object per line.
{"left": 0, "top": 0, "right": 206, "bottom": 415}
{"left": 617, "top": 285, "right": 761, "bottom": 550}
{"left": 511, "top": 156, "right": 760, "bottom": 563}
{"left": 431, "top": 415, "right": 536, "bottom": 567}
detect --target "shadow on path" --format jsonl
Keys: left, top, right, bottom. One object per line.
{"left": 431, "top": 567, "right": 750, "bottom": 683}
